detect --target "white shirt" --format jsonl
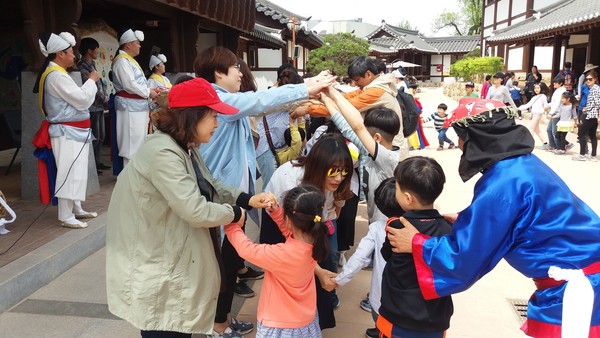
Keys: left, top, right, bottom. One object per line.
{"left": 336, "top": 220, "right": 387, "bottom": 313}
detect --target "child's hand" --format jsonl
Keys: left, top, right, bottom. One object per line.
{"left": 250, "top": 192, "right": 276, "bottom": 209}
{"left": 266, "top": 198, "right": 280, "bottom": 213}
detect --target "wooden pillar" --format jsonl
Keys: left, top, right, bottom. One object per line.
{"left": 552, "top": 35, "right": 563, "bottom": 78}
{"left": 589, "top": 27, "right": 600, "bottom": 65}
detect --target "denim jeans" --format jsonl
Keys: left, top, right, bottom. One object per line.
{"left": 546, "top": 118, "right": 558, "bottom": 148}
{"left": 256, "top": 150, "right": 277, "bottom": 187}
{"left": 437, "top": 128, "right": 453, "bottom": 146}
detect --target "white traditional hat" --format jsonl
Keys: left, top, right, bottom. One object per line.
{"left": 583, "top": 64, "right": 599, "bottom": 74}
{"left": 38, "top": 32, "right": 76, "bottom": 57}
{"left": 118, "top": 29, "right": 144, "bottom": 45}
{"left": 149, "top": 54, "right": 167, "bottom": 70}
{"left": 392, "top": 69, "right": 405, "bottom": 79}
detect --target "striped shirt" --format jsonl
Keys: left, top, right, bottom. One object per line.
{"left": 423, "top": 112, "right": 448, "bottom": 131}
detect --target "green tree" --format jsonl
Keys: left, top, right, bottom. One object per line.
{"left": 450, "top": 56, "right": 503, "bottom": 82}
{"left": 395, "top": 19, "right": 416, "bottom": 31}
{"left": 433, "top": 0, "right": 482, "bottom": 36}
{"left": 307, "top": 33, "right": 370, "bottom": 77}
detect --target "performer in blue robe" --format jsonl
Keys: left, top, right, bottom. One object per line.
{"left": 386, "top": 106, "right": 600, "bottom": 338}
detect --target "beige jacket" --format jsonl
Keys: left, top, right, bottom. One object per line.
{"left": 106, "top": 131, "right": 242, "bottom": 334}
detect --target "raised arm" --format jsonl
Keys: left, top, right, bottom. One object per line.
{"left": 324, "top": 86, "right": 377, "bottom": 156}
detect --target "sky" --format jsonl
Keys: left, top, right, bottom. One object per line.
{"left": 268, "top": 0, "right": 461, "bottom": 37}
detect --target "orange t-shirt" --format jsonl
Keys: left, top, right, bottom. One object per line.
{"left": 224, "top": 208, "right": 317, "bottom": 328}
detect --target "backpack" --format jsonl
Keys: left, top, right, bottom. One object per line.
{"left": 395, "top": 88, "right": 420, "bottom": 137}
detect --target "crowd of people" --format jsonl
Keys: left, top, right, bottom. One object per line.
{"left": 33, "top": 29, "right": 600, "bottom": 338}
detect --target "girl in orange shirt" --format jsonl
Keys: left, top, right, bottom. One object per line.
{"left": 225, "top": 185, "right": 329, "bottom": 338}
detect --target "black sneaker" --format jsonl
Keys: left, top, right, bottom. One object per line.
{"left": 365, "top": 327, "right": 380, "bottom": 338}
{"left": 234, "top": 281, "right": 255, "bottom": 298}
{"left": 237, "top": 267, "right": 264, "bottom": 281}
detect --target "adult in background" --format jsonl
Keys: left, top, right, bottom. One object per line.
{"left": 486, "top": 72, "right": 518, "bottom": 109}
{"left": 106, "top": 78, "right": 273, "bottom": 338}
{"left": 573, "top": 70, "right": 600, "bottom": 162}
{"left": 77, "top": 37, "right": 109, "bottom": 173}
{"left": 557, "top": 61, "right": 576, "bottom": 93}
{"left": 33, "top": 32, "right": 99, "bottom": 228}
{"left": 386, "top": 106, "right": 600, "bottom": 338}
{"left": 525, "top": 65, "right": 543, "bottom": 101}
{"left": 111, "top": 28, "right": 158, "bottom": 168}
{"left": 480, "top": 74, "right": 492, "bottom": 99}
{"left": 147, "top": 52, "right": 172, "bottom": 90}
{"left": 577, "top": 64, "right": 598, "bottom": 100}
{"left": 392, "top": 68, "right": 408, "bottom": 93}
{"left": 194, "top": 46, "right": 334, "bottom": 338}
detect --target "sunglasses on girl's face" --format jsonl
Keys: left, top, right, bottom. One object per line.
{"left": 586, "top": 77, "right": 594, "bottom": 81}
{"left": 327, "top": 167, "right": 349, "bottom": 177}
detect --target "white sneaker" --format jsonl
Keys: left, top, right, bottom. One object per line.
{"left": 587, "top": 155, "right": 598, "bottom": 162}
{"left": 572, "top": 154, "right": 587, "bottom": 161}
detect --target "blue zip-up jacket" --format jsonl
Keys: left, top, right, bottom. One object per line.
{"left": 199, "top": 83, "right": 308, "bottom": 193}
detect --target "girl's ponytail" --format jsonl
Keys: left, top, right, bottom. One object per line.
{"left": 310, "top": 216, "right": 329, "bottom": 262}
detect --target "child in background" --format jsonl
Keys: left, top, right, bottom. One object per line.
{"left": 554, "top": 92, "right": 578, "bottom": 155}
{"left": 464, "top": 81, "right": 479, "bottom": 98}
{"left": 518, "top": 82, "right": 550, "bottom": 147}
{"left": 406, "top": 83, "right": 430, "bottom": 150}
{"left": 334, "top": 178, "right": 404, "bottom": 338}
{"left": 225, "top": 185, "right": 329, "bottom": 338}
{"left": 509, "top": 80, "right": 523, "bottom": 119}
{"left": 276, "top": 116, "right": 306, "bottom": 165}
{"left": 422, "top": 103, "right": 455, "bottom": 151}
{"left": 377, "top": 156, "right": 454, "bottom": 338}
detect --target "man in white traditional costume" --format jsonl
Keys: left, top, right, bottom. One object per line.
{"left": 33, "top": 32, "right": 100, "bottom": 228}
{"left": 111, "top": 28, "right": 157, "bottom": 166}
{"left": 147, "top": 53, "right": 172, "bottom": 89}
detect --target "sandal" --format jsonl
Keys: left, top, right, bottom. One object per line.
{"left": 75, "top": 211, "right": 98, "bottom": 219}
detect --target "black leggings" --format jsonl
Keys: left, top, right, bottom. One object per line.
{"left": 578, "top": 118, "right": 598, "bottom": 156}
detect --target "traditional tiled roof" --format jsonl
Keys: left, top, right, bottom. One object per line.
{"left": 241, "top": 23, "right": 285, "bottom": 48}
{"left": 488, "top": 0, "right": 600, "bottom": 43}
{"left": 366, "top": 23, "right": 436, "bottom": 53}
{"left": 366, "top": 22, "right": 477, "bottom": 54}
{"left": 255, "top": 0, "right": 307, "bottom": 25}
{"left": 425, "top": 36, "right": 480, "bottom": 53}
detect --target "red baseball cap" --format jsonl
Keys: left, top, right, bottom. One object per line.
{"left": 168, "top": 77, "right": 239, "bottom": 115}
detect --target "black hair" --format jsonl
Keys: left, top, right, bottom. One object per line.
{"left": 438, "top": 103, "right": 448, "bottom": 111}
{"left": 534, "top": 82, "right": 550, "bottom": 96}
{"left": 278, "top": 68, "right": 303, "bottom": 86}
{"left": 513, "top": 80, "right": 519, "bottom": 86}
{"left": 485, "top": 75, "right": 492, "bottom": 81}
{"left": 374, "top": 177, "right": 405, "bottom": 218}
{"left": 282, "top": 185, "right": 329, "bottom": 262}
{"left": 394, "top": 156, "right": 445, "bottom": 205}
{"left": 78, "top": 37, "right": 99, "bottom": 56}
{"left": 564, "top": 61, "right": 572, "bottom": 69}
{"left": 348, "top": 56, "right": 378, "bottom": 80}
{"left": 373, "top": 58, "right": 386, "bottom": 74}
{"left": 552, "top": 76, "right": 565, "bottom": 85}
{"left": 363, "top": 107, "right": 400, "bottom": 143}
{"left": 284, "top": 126, "right": 306, "bottom": 147}
{"left": 561, "top": 91, "right": 577, "bottom": 108}
{"left": 277, "top": 63, "right": 294, "bottom": 79}
{"left": 174, "top": 75, "right": 195, "bottom": 85}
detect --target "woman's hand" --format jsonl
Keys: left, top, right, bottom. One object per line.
{"left": 386, "top": 217, "right": 420, "bottom": 253}
{"left": 305, "top": 73, "right": 337, "bottom": 98}
{"left": 249, "top": 192, "right": 277, "bottom": 209}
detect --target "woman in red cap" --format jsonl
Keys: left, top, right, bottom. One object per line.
{"left": 106, "top": 78, "right": 275, "bottom": 338}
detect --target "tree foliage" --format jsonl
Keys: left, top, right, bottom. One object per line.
{"left": 395, "top": 19, "right": 416, "bottom": 31}
{"left": 433, "top": 0, "right": 482, "bottom": 36}
{"left": 306, "top": 33, "right": 370, "bottom": 77}
{"left": 450, "top": 56, "right": 503, "bottom": 82}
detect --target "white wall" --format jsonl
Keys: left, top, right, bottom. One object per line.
{"left": 533, "top": 46, "right": 563, "bottom": 70}
{"left": 496, "top": 0, "right": 510, "bottom": 22}
{"left": 569, "top": 35, "right": 589, "bottom": 45}
{"left": 508, "top": 47, "right": 524, "bottom": 71}
{"left": 512, "top": 0, "right": 527, "bottom": 15}
{"left": 484, "top": 5, "right": 496, "bottom": 27}
{"left": 258, "top": 49, "right": 281, "bottom": 68}
{"left": 253, "top": 71, "right": 277, "bottom": 91}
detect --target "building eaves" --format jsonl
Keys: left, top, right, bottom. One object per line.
{"left": 488, "top": 0, "right": 600, "bottom": 43}
{"left": 255, "top": 0, "right": 307, "bottom": 25}
{"left": 366, "top": 22, "right": 437, "bottom": 53}
{"left": 241, "top": 23, "right": 285, "bottom": 48}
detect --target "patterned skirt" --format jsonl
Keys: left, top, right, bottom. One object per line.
{"left": 256, "top": 312, "right": 321, "bottom": 338}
